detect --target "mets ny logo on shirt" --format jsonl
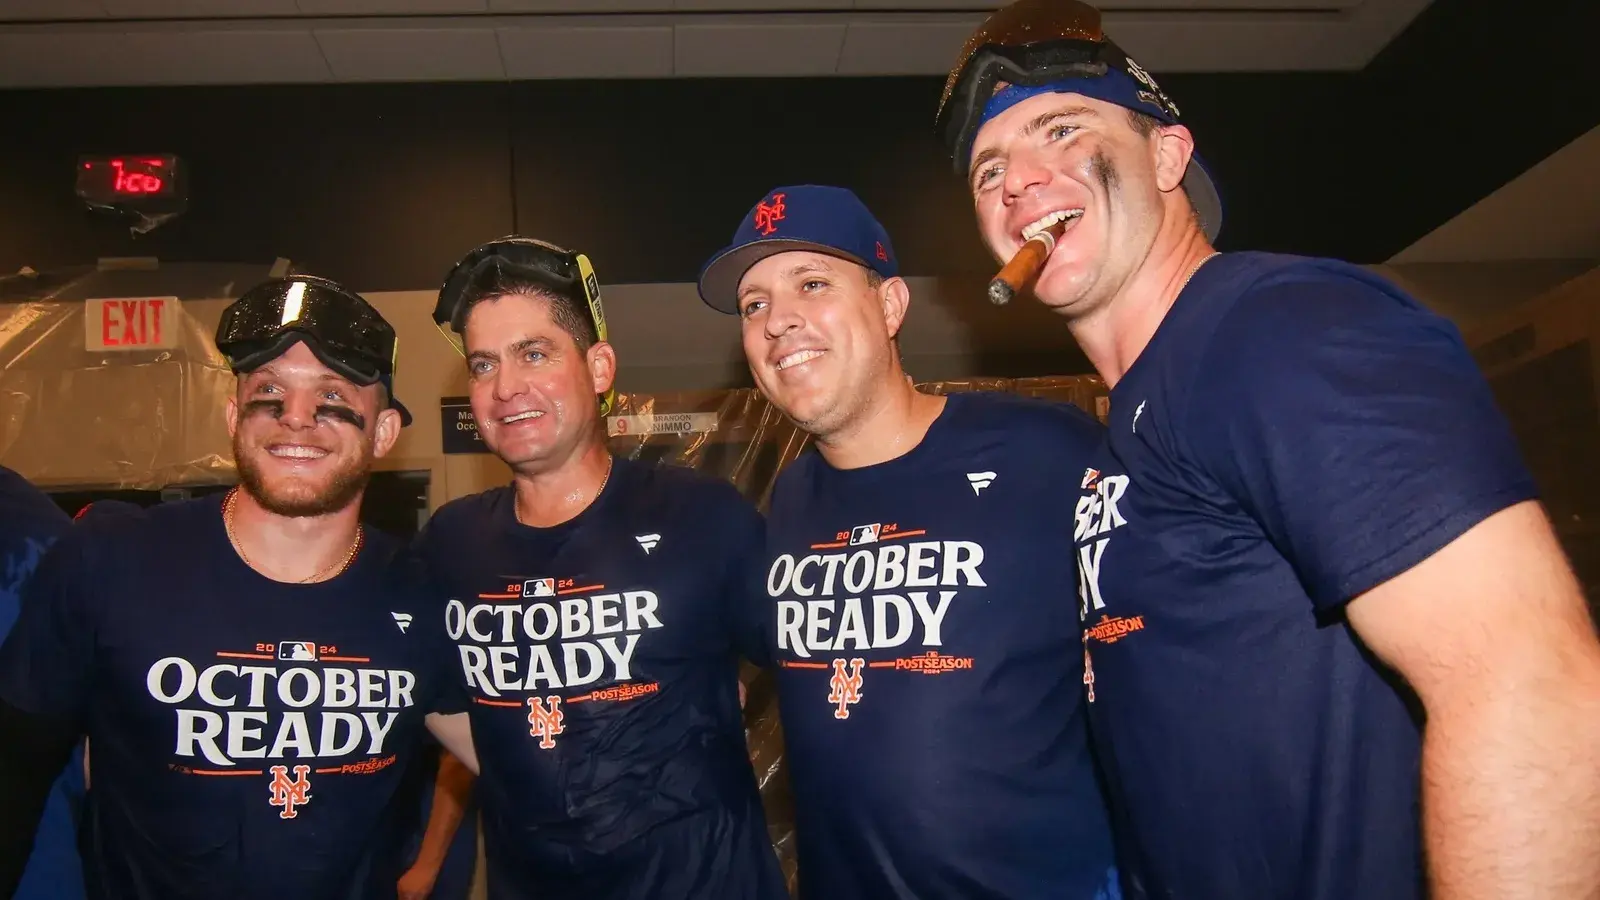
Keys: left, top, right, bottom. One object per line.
{"left": 144, "top": 640, "right": 417, "bottom": 820}
{"left": 447, "top": 576, "right": 665, "bottom": 749}
{"left": 767, "top": 522, "right": 982, "bottom": 719}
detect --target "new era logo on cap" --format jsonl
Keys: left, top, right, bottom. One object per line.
{"left": 697, "top": 185, "right": 898, "bottom": 315}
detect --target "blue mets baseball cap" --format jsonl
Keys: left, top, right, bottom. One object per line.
{"left": 697, "top": 185, "right": 899, "bottom": 315}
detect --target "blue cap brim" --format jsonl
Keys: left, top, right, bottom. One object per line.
{"left": 697, "top": 238, "right": 871, "bottom": 315}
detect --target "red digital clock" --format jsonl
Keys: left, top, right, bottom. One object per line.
{"left": 76, "top": 154, "right": 182, "bottom": 203}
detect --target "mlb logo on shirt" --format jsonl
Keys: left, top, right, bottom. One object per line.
{"left": 523, "top": 578, "right": 556, "bottom": 598}
{"left": 277, "top": 641, "right": 317, "bottom": 662}
{"left": 849, "top": 524, "right": 881, "bottom": 546}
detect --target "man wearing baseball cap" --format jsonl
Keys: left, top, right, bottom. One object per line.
{"left": 417, "top": 237, "right": 786, "bottom": 900}
{"left": 941, "top": 1, "right": 1600, "bottom": 898}
{"left": 699, "top": 184, "right": 1119, "bottom": 900}
{"left": 0, "top": 275, "right": 476, "bottom": 899}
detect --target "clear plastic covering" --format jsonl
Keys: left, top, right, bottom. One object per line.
{"left": 0, "top": 263, "right": 285, "bottom": 490}
{"left": 604, "top": 375, "right": 1109, "bottom": 896}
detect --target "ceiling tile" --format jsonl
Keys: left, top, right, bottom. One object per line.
{"left": 674, "top": 21, "right": 847, "bottom": 76}
{"left": 101, "top": 0, "right": 300, "bottom": 15}
{"left": 490, "top": 0, "right": 671, "bottom": 11}
{"left": 838, "top": 18, "right": 978, "bottom": 75}
{"left": 0, "top": 33, "right": 124, "bottom": 86}
{"left": 112, "top": 28, "right": 332, "bottom": 84}
{"left": 497, "top": 24, "right": 673, "bottom": 78}
{"left": 316, "top": 26, "right": 503, "bottom": 81}
{"left": 296, "top": 0, "right": 489, "bottom": 13}
{"left": 678, "top": 0, "right": 848, "bottom": 10}
{"left": 0, "top": 0, "right": 107, "bottom": 20}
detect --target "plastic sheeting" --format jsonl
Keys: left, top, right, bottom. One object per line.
{"left": 0, "top": 263, "right": 284, "bottom": 490}
{"left": 603, "top": 376, "right": 1109, "bottom": 897}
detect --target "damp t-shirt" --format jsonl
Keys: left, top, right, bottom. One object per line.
{"left": 0, "top": 466, "right": 84, "bottom": 900}
{"left": 1073, "top": 252, "right": 1538, "bottom": 900}
{"left": 415, "top": 456, "right": 786, "bottom": 900}
{"left": 758, "top": 391, "right": 1119, "bottom": 900}
{"left": 0, "top": 494, "right": 463, "bottom": 900}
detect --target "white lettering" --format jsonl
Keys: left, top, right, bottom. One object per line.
{"left": 197, "top": 663, "right": 236, "bottom": 707}
{"left": 319, "top": 712, "right": 363, "bottom": 756}
{"left": 278, "top": 669, "right": 320, "bottom": 708}
{"left": 175, "top": 709, "right": 227, "bottom": 766}
{"left": 524, "top": 604, "right": 558, "bottom": 641}
{"left": 226, "top": 711, "right": 269, "bottom": 759}
{"left": 147, "top": 657, "right": 195, "bottom": 704}
{"left": 624, "top": 591, "right": 661, "bottom": 630}
{"left": 905, "top": 542, "right": 939, "bottom": 587}
{"left": 269, "top": 712, "right": 314, "bottom": 757}
{"left": 833, "top": 598, "right": 869, "bottom": 650}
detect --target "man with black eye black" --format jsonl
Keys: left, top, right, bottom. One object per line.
{"left": 0, "top": 275, "right": 477, "bottom": 900}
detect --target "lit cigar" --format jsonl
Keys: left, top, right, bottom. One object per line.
{"left": 987, "top": 220, "right": 1066, "bottom": 306}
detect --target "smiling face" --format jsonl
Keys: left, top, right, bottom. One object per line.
{"left": 967, "top": 91, "right": 1195, "bottom": 320}
{"left": 735, "top": 250, "right": 909, "bottom": 439}
{"left": 227, "top": 339, "right": 400, "bottom": 517}
{"left": 462, "top": 292, "right": 615, "bottom": 475}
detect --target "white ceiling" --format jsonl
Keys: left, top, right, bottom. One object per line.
{"left": 0, "top": 0, "right": 1435, "bottom": 87}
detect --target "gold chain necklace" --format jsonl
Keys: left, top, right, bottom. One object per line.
{"left": 515, "top": 455, "right": 614, "bottom": 528}
{"left": 1181, "top": 251, "right": 1220, "bottom": 294}
{"left": 223, "top": 488, "right": 363, "bottom": 584}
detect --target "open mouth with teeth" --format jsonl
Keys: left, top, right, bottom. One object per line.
{"left": 1020, "top": 208, "right": 1084, "bottom": 243}
{"left": 501, "top": 410, "right": 545, "bottom": 425}
{"left": 775, "top": 349, "right": 825, "bottom": 372}
{"left": 267, "top": 444, "right": 330, "bottom": 461}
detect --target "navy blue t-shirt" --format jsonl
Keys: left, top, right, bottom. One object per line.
{"left": 0, "top": 466, "right": 84, "bottom": 900}
{"left": 1075, "top": 252, "right": 1538, "bottom": 900}
{"left": 759, "top": 391, "right": 1118, "bottom": 900}
{"left": 0, "top": 494, "right": 462, "bottom": 900}
{"left": 415, "top": 456, "right": 786, "bottom": 900}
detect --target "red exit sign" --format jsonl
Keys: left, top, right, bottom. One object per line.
{"left": 84, "top": 297, "right": 180, "bottom": 352}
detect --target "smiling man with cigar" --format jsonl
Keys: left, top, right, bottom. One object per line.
{"left": 699, "top": 184, "right": 1118, "bottom": 900}
{"left": 942, "top": 1, "right": 1600, "bottom": 898}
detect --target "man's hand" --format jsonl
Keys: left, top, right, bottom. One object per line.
{"left": 1347, "top": 500, "right": 1600, "bottom": 899}
{"left": 397, "top": 861, "right": 439, "bottom": 900}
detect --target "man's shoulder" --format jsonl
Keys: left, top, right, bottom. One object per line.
{"left": 944, "top": 390, "right": 1105, "bottom": 450}
{"left": 1206, "top": 251, "right": 1433, "bottom": 333}
{"left": 624, "top": 458, "right": 759, "bottom": 519}
{"left": 428, "top": 487, "right": 509, "bottom": 532}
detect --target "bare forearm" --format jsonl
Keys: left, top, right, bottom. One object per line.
{"left": 412, "top": 752, "right": 475, "bottom": 869}
{"left": 1423, "top": 680, "right": 1600, "bottom": 899}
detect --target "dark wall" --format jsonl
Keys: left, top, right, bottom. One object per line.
{"left": 0, "top": 0, "right": 1592, "bottom": 292}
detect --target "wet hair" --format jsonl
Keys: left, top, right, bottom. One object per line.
{"left": 458, "top": 268, "right": 598, "bottom": 352}
{"left": 1127, "top": 108, "right": 1163, "bottom": 138}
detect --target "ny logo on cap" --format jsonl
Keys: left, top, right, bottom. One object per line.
{"left": 753, "top": 192, "right": 787, "bottom": 236}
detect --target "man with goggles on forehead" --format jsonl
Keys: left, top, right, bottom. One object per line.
{"left": 415, "top": 238, "right": 785, "bottom": 900}
{"left": 0, "top": 275, "right": 476, "bottom": 900}
{"left": 941, "top": 2, "right": 1600, "bottom": 898}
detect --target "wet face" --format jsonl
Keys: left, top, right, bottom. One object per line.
{"left": 735, "top": 251, "right": 908, "bottom": 439}
{"left": 462, "top": 292, "right": 615, "bottom": 474}
{"left": 967, "top": 92, "right": 1194, "bottom": 319}
{"left": 227, "top": 340, "right": 400, "bottom": 517}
